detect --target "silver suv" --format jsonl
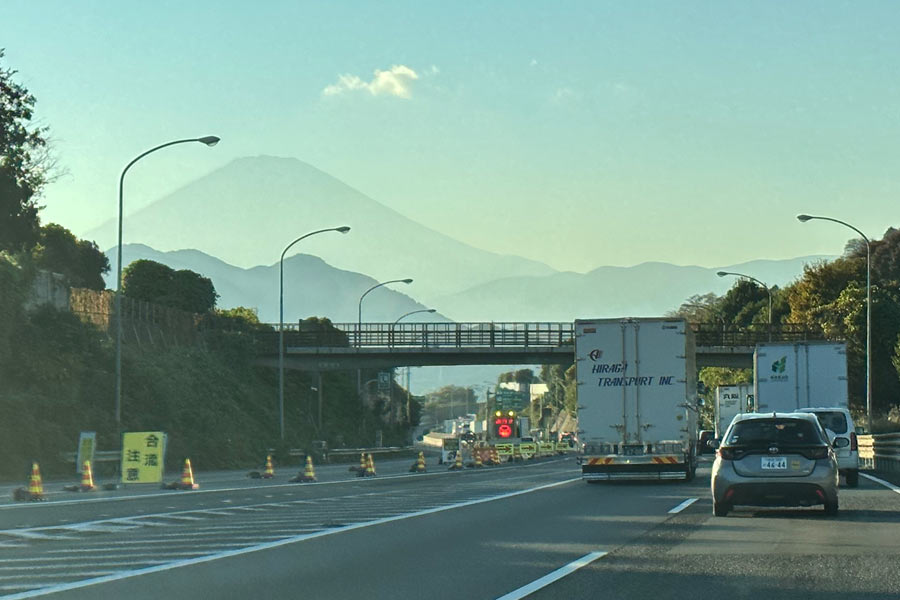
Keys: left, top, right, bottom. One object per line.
{"left": 797, "top": 407, "right": 859, "bottom": 487}
{"left": 711, "top": 413, "right": 839, "bottom": 517}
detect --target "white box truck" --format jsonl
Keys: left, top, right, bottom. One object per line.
{"left": 575, "top": 318, "right": 699, "bottom": 481}
{"left": 753, "top": 341, "right": 848, "bottom": 412}
{"left": 714, "top": 384, "right": 754, "bottom": 438}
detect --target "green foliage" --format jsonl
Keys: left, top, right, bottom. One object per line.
{"left": 0, "top": 50, "right": 48, "bottom": 253}
{"left": 697, "top": 368, "right": 752, "bottom": 430}
{"left": 122, "top": 259, "right": 218, "bottom": 313}
{"left": 498, "top": 368, "right": 535, "bottom": 384}
{"left": 31, "top": 223, "right": 109, "bottom": 290}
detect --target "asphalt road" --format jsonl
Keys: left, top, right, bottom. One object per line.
{"left": 2, "top": 457, "right": 899, "bottom": 599}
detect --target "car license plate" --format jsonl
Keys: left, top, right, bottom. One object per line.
{"left": 761, "top": 456, "right": 787, "bottom": 470}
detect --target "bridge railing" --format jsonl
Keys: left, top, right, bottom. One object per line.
{"left": 330, "top": 322, "right": 575, "bottom": 349}
{"left": 689, "top": 323, "right": 827, "bottom": 347}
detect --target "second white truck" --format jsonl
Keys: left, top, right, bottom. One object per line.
{"left": 753, "top": 341, "right": 848, "bottom": 412}
{"left": 576, "top": 318, "right": 699, "bottom": 481}
{"left": 714, "top": 384, "right": 754, "bottom": 438}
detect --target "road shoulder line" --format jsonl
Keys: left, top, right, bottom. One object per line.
{"left": 494, "top": 551, "right": 608, "bottom": 600}
{"left": 861, "top": 472, "right": 900, "bottom": 495}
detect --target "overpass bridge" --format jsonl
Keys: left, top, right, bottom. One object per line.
{"left": 254, "top": 322, "right": 826, "bottom": 372}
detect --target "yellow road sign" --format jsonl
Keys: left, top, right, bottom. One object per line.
{"left": 121, "top": 432, "right": 166, "bottom": 484}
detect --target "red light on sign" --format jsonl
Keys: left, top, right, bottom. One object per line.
{"left": 498, "top": 424, "right": 512, "bottom": 438}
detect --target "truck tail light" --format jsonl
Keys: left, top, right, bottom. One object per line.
{"left": 850, "top": 432, "right": 858, "bottom": 452}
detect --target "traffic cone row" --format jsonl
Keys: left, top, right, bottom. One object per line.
{"left": 409, "top": 451, "right": 427, "bottom": 473}
{"left": 473, "top": 450, "right": 484, "bottom": 468}
{"left": 491, "top": 448, "right": 501, "bottom": 465}
{"left": 261, "top": 455, "right": 275, "bottom": 479}
{"left": 290, "top": 456, "right": 317, "bottom": 483}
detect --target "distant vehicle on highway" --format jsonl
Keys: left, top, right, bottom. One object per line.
{"left": 710, "top": 412, "right": 839, "bottom": 517}
{"left": 797, "top": 407, "right": 859, "bottom": 487}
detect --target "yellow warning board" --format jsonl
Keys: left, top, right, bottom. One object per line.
{"left": 121, "top": 432, "right": 166, "bottom": 484}
{"left": 539, "top": 442, "right": 555, "bottom": 456}
{"left": 494, "top": 443, "right": 513, "bottom": 457}
{"left": 556, "top": 442, "right": 571, "bottom": 453}
{"left": 519, "top": 442, "right": 537, "bottom": 459}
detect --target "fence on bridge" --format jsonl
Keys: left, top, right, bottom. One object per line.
{"left": 859, "top": 433, "right": 900, "bottom": 472}
{"left": 264, "top": 321, "right": 826, "bottom": 352}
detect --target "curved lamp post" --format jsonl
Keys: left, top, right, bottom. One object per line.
{"left": 115, "top": 136, "right": 220, "bottom": 428}
{"left": 716, "top": 270, "right": 772, "bottom": 341}
{"left": 798, "top": 214, "right": 872, "bottom": 431}
{"left": 278, "top": 226, "right": 351, "bottom": 440}
{"left": 392, "top": 308, "right": 436, "bottom": 424}
{"left": 357, "top": 278, "right": 413, "bottom": 347}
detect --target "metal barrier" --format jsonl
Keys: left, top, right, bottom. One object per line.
{"left": 294, "top": 446, "right": 415, "bottom": 464}
{"left": 60, "top": 450, "right": 120, "bottom": 464}
{"left": 860, "top": 433, "right": 900, "bottom": 473}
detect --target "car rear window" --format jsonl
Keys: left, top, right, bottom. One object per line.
{"left": 726, "top": 419, "right": 824, "bottom": 446}
{"left": 809, "top": 411, "right": 848, "bottom": 434}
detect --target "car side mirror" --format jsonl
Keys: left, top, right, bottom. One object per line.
{"left": 832, "top": 437, "right": 850, "bottom": 449}
{"left": 707, "top": 439, "right": 720, "bottom": 449}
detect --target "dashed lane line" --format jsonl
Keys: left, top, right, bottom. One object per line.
{"left": 494, "top": 551, "right": 609, "bottom": 600}
{"left": 667, "top": 498, "right": 699, "bottom": 514}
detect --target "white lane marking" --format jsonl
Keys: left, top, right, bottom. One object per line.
{"left": 0, "top": 457, "right": 573, "bottom": 511}
{"left": 4, "top": 477, "right": 579, "bottom": 599}
{"left": 860, "top": 473, "right": 900, "bottom": 495}
{"left": 668, "top": 498, "right": 699, "bottom": 514}
{"left": 494, "top": 551, "right": 608, "bottom": 600}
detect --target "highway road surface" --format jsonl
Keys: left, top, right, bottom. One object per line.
{"left": 1, "top": 456, "right": 899, "bottom": 599}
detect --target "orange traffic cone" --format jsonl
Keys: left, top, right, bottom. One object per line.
{"left": 80, "top": 460, "right": 96, "bottom": 491}
{"left": 448, "top": 451, "right": 463, "bottom": 471}
{"left": 491, "top": 447, "right": 500, "bottom": 466}
{"left": 300, "top": 456, "right": 317, "bottom": 482}
{"left": 261, "top": 455, "right": 275, "bottom": 479}
{"left": 27, "top": 462, "right": 45, "bottom": 501}
{"left": 474, "top": 450, "right": 484, "bottom": 468}
{"left": 415, "top": 451, "right": 426, "bottom": 473}
{"left": 365, "top": 453, "right": 376, "bottom": 477}
{"left": 178, "top": 458, "right": 199, "bottom": 490}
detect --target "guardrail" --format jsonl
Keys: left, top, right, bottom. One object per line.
{"left": 60, "top": 450, "right": 121, "bottom": 464}
{"left": 859, "top": 433, "right": 900, "bottom": 472}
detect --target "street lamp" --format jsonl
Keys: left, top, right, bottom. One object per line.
{"left": 357, "top": 278, "right": 413, "bottom": 347}
{"left": 392, "top": 308, "right": 436, "bottom": 423}
{"left": 717, "top": 270, "right": 772, "bottom": 341}
{"left": 797, "top": 214, "right": 872, "bottom": 431}
{"left": 278, "top": 226, "right": 351, "bottom": 440}
{"left": 115, "top": 136, "right": 220, "bottom": 428}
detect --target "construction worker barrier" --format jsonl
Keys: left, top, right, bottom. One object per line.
{"left": 410, "top": 452, "right": 427, "bottom": 473}
{"left": 495, "top": 444, "right": 513, "bottom": 461}
{"left": 165, "top": 458, "right": 199, "bottom": 490}
{"left": 290, "top": 456, "right": 317, "bottom": 483}
{"left": 519, "top": 442, "right": 537, "bottom": 459}
{"left": 448, "top": 451, "right": 464, "bottom": 470}
{"left": 262, "top": 455, "right": 275, "bottom": 479}
{"left": 80, "top": 460, "right": 96, "bottom": 491}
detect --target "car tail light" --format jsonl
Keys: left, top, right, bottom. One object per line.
{"left": 801, "top": 446, "right": 829, "bottom": 460}
{"left": 850, "top": 432, "right": 858, "bottom": 451}
{"left": 717, "top": 447, "right": 735, "bottom": 460}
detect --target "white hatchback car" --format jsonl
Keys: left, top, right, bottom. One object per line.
{"left": 797, "top": 407, "right": 859, "bottom": 487}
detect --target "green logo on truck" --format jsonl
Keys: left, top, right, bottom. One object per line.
{"left": 771, "top": 356, "right": 786, "bottom": 374}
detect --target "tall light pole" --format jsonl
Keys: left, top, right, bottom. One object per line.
{"left": 797, "top": 214, "right": 872, "bottom": 431}
{"left": 357, "top": 278, "right": 414, "bottom": 405}
{"left": 392, "top": 308, "right": 436, "bottom": 423}
{"left": 717, "top": 270, "right": 772, "bottom": 341}
{"left": 278, "top": 226, "right": 351, "bottom": 440}
{"left": 115, "top": 136, "right": 220, "bottom": 429}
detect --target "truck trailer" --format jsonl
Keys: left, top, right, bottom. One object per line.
{"left": 753, "top": 341, "right": 848, "bottom": 412}
{"left": 714, "top": 384, "right": 754, "bottom": 439}
{"left": 576, "top": 318, "right": 699, "bottom": 481}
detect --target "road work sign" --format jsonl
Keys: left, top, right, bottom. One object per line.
{"left": 121, "top": 432, "right": 166, "bottom": 484}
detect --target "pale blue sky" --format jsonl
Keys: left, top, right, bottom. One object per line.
{"left": 3, "top": 1, "right": 899, "bottom": 271}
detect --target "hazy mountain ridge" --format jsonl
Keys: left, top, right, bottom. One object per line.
{"left": 105, "top": 244, "right": 449, "bottom": 324}
{"left": 433, "top": 256, "right": 835, "bottom": 322}
{"left": 87, "top": 156, "right": 557, "bottom": 302}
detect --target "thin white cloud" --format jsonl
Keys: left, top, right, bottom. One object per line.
{"left": 552, "top": 87, "right": 580, "bottom": 103}
{"left": 323, "top": 65, "right": 420, "bottom": 99}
